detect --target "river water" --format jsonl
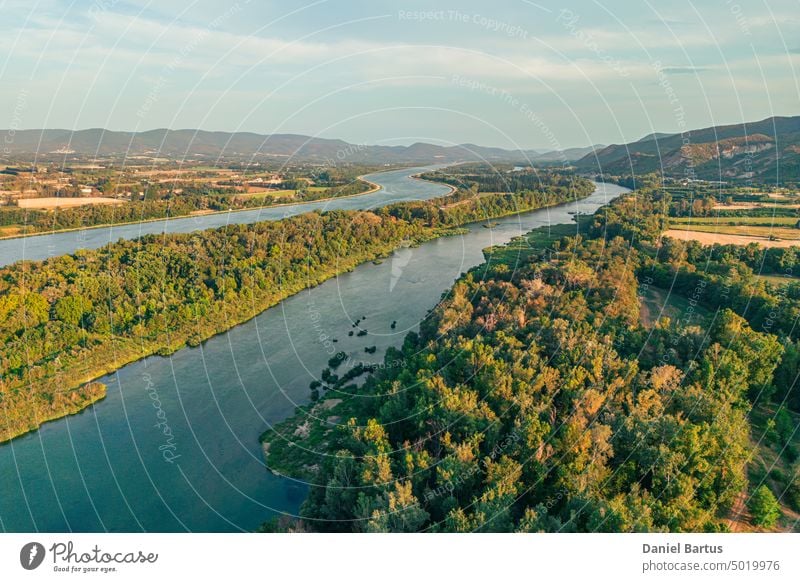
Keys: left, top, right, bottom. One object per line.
{"left": 0, "top": 166, "right": 453, "bottom": 268}
{"left": 0, "top": 171, "right": 629, "bottom": 532}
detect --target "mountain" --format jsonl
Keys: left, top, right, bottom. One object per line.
{"left": 0, "top": 128, "right": 551, "bottom": 164}
{"left": 533, "top": 145, "right": 606, "bottom": 162}
{"left": 0, "top": 128, "right": 605, "bottom": 166}
{"left": 636, "top": 132, "right": 674, "bottom": 143}
{"left": 575, "top": 115, "right": 800, "bottom": 183}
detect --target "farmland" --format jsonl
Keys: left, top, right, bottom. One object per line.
{"left": 0, "top": 160, "right": 377, "bottom": 237}
{"left": 17, "top": 196, "right": 123, "bottom": 209}
{"left": 663, "top": 184, "right": 800, "bottom": 247}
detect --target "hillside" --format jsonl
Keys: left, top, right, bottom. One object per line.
{"left": 576, "top": 115, "right": 800, "bottom": 184}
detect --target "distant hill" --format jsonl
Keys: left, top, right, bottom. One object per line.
{"left": 575, "top": 116, "right": 800, "bottom": 183}
{"left": 0, "top": 128, "right": 602, "bottom": 165}
{"left": 636, "top": 132, "right": 675, "bottom": 144}
{"left": 533, "top": 145, "right": 606, "bottom": 162}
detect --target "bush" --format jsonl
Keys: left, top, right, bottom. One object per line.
{"left": 787, "top": 462, "right": 800, "bottom": 512}
{"left": 748, "top": 485, "right": 781, "bottom": 528}
{"left": 328, "top": 352, "right": 347, "bottom": 369}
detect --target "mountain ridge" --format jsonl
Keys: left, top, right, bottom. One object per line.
{"left": 0, "top": 128, "right": 579, "bottom": 164}
{"left": 575, "top": 115, "right": 800, "bottom": 183}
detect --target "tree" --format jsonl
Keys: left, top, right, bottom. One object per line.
{"left": 53, "top": 294, "right": 92, "bottom": 327}
{"left": 748, "top": 485, "right": 781, "bottom": 528}
{"left": 786, "top": 461, "right": 800, "bottom": 512}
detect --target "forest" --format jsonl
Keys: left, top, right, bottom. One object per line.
{"left": 0, "top": 174, "right": 591, "bottom": 442}
{"left": 262, "top": 182, "right": 800, "bottom": 532}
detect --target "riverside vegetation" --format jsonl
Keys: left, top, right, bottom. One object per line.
{"left": 0, "top": 178, "right": 372, "bottom": 237}
{"left": 262, "top": 182, "right": 800, "bottom": 532}
{"left": 0, "top": 173, "right": 590, "bottom": 442}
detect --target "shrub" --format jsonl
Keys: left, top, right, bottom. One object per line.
{"left": 748, "top": 485, "right": 781, "bottom": 528}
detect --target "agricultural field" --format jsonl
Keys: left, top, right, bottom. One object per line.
{"left": 17, "top": 196, "right": 123, "bottom": 209}
{"left": 663, "top": 229, "right": 800, "bottom": 247}
{"left": 669, "top": 217, "right": 800, "bottom": 240}
{"left": 666, "top": 206, "right": 800, "bottom": 247}
{"left": 0, "top": 160, "right": 376, "bottom": 236}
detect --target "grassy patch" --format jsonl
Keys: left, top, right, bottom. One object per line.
{"left": 638, "top": 285, "right": 712, "bottom": 329}
{"left": 260, "top": 396, "right": 356, "bottom": 480}
{"left": 484, "top": 217, "right": 591, "bottom": 267}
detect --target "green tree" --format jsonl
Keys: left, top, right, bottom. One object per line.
{"left": 748, "top": 485, "right": 781, "bottom": 528}
{"left": 53, "top": 294, "right": 93, "bottom": 327}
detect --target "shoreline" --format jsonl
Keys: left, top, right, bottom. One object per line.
{"left": 0, "top": 165, "right": 456, "bottom": 243}
{"left": 258, "top": 184, "right": 615, "bottom": 478}
{"left": 0, "top": 171, "right": 395, "bottom": 242}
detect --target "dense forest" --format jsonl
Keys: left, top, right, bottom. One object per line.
{"left": 262, "top": 183, "right": 800, "bottom": 532}
{"left": 419, "top": 165, "right": 564, "bottom": 194}
{"left": 0, "top": 174, "right": 591, "bottom": 442}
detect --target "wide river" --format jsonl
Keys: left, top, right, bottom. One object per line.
{"left": 0, "top": 169, "right": 629, "bottom": 532}
{"left": 0, "top": 166, "right": 453, "bottom": 267}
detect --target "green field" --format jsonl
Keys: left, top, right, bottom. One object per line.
{"left": 484, "top": 217, "right": 591, "bottom": 266}
{"left": 673, "top": 216, "right": 800, "bottom": 226}
{"left": 670, "top": 220, "right": 800, "bottom": 241}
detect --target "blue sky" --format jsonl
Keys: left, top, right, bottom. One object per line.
{"left": 2, "top": 0, "right": 798, "bottom": 149}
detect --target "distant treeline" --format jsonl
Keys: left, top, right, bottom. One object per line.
{"left": 419, "top": 169, "right": 584, "bottom": 195}
{"left": 0, "top": 179, "right": 372, "bottom": 235}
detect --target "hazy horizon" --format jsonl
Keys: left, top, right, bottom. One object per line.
{"left": 5, "top": 111, "right": 799, "bottom": 151}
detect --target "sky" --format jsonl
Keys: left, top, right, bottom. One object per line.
{"left": 1, "top": 0, "right": 798, "bottom": 149}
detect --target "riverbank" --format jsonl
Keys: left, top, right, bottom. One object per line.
{"left": 0, "top": 176, "right": 382, "bottom": 242}
{"left": 258, "top": 218, "right": 592, "bottom": 481}
{"left": 3, "top": 383, "right": 107, "bottom": 444}
{"left": 0, "top": 166, "right": 456, "bottom": 267}
{"left": 0, "top": 216, "right": 447, "bottom": 443}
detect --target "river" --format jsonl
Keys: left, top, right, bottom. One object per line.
{"left": 0, "top": 166, "right": 453, "bottom": 268}
{"left": 0, "top": 170, "right": 629, "bottom": 532}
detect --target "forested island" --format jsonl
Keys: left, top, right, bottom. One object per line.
{"left": 262, "top": 182, "right": 800, "bottom": 532}
{"left": 0, "top": 173, "right": 590, "bottom": 442}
